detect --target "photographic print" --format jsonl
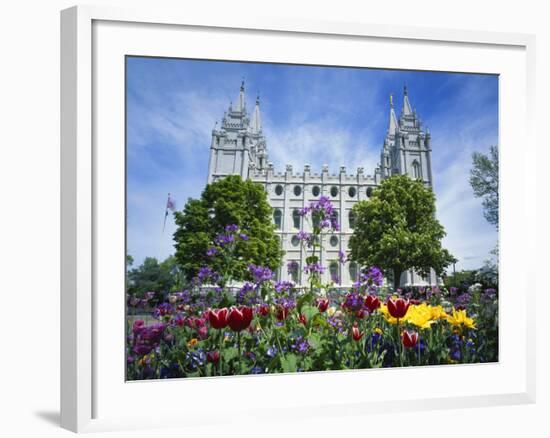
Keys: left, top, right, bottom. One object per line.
{"left": 125, "top": 57, "right": 499, "bottom": 380}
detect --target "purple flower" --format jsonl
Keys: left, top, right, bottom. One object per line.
{"left": 274, "top": 281, "right": 295, "bottom": 294}
{"left": 304, "top": 262, "right": 325, "bottom": 275}
{"left": 287, "top": 261, "right": 299, "bottom": 274}
{"left": 153, "top": 303, "right": 173, "bottom": 318}
{"left": 449, "top": 287, "right": 458, "bottom": 296}
{"left": 456, "top": 293, "right": 472, "bottom": 305}
{"left": 144, "top": 291, "right": 156, "bottom": 300}
{"left": 225, "top": 224, "right": 239, "bottom": 233}
{"left": 206, "top": 247, "right": 218, "bottom": 257}
{"left": 360, "top": 266, "right": 384, "bottom": 287}
{"left": 197, "top": 266, "right": 220, "bottom": 285}
{"left": 338, "top": 250, "right": 347, "bottom": 265}
{"left": 343, "top": 292, "right": 363, "bottom": 311}
{"left": 248, "top": 264, "right": 273, "bottom": 284}
{"left": 239, "top": 233, "right": 249, "bottom": 241}
{"left": 298, "top": 207, "right": 310, "bottom": 217}
{"left": 297, "top": 230, "right": 312, "bottom": 246}
{"left": 291, "top": 337, "right": 310, "bottom": 354}
{"left": 215, "top": 233, "right": 235, "bottom": 246}
{"left": 237, "top": 282, "right": 260, "bottom": 305}
{"left": 482, "top": 288, "right": 497, "bottom": 300}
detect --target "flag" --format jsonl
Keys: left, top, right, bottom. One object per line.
{"left": 163, "top": 193, "right": 176, "bottom": 233}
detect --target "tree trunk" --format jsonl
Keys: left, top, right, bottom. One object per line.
{"left": 393, "top": 268, "right": 402, "bottom": 291}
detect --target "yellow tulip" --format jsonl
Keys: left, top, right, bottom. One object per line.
{"left": 406, "top": 303, "right": 435, "bottom": 329}
{"left": 445, "top": 308, "right": 476, "bottom": 329}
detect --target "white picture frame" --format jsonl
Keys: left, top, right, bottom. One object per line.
{"left": 60, "top": 4, "right": 537, "bottom": 433}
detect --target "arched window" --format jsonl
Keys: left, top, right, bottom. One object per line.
{"left": 330, "top": 210, "right": 339, "bottom": 228}
{"left": 412, "top": 160, "right": 421, "bottom": 179}
{"left": 312, "top": 186, "right": 320, "bottom": 197}
{"left": 275, "top": 185, "right": 283, "bottom": 196}
{"left": 292, "top": 209, "right": 301, "bottom": 229}
{"left": 349, "top": 262, "right": 358, "bottom": 282}
{"left": 348, "top": 210, "right": 356, "bottom": 229}
{"left": 273, "top": 209, "right": 282, "bottom": 229}
{"left": 294, "top": 185, "right": 302, "bottom": 196}
{"left": 330, "top": 235, "right": 338, "bottom": 247}
{"left": 330, "top": 186, "right": 339, "bottom": 197}
{"left": 291, "top": 235, "right": 300, "bottom": 247}
{"left": 348, "top": 186, "right": 357, "bottom": 198}
{"left": 366, "top": 187, "right": 373, "bottom": 198}
{"left": 330, "top": 262, "right": 339, "bottom": 284}
{"left": 288, "top": 261, "right": 299, "bottom": 283}
{"left": 312, "top": 213, "right": 320, "bottom": 229}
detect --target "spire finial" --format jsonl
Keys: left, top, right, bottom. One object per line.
{"left": 390, "top": 93, "right": 394, "bottom": 108}
{"left": 256, "top": 91, "right": 260, "bottom": 105}
{"left": 404, "top": 83, "right": 408, "bottom": 96}
{"left": 241, "top": 77, "right": 245, "bottom": 91}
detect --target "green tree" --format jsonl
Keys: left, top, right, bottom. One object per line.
{"left": 470, "top": 145, "right": 498, "bottom": 228}
{"left": 349, "top": 175, "right": 456, "bottom": 290}
{"left": 173, "top": 175, "right": 283, "bottom": 282}
{"left": 127, "top": 255, "right": 181, "bottom": 299}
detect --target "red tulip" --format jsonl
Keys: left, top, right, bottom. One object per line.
{"left": 402, "top": 330, "right": 419, "bottom": 348}
{"left": 299, "top": 314, "right": 307, "bottom": 325}
{"left": 355, "top": 309, "right": 366, "bottom": 319}
{"left": 257, "top": 304, "right": 270, "bottom": 317}
{"left": 317, "top": 298, "right": 329, "bottom": 313}
{"left": 197, "top": 325, "right": 209, "bottom": 339}
{"left": 387, "top": 297, "right": 410, "bottom": 319}
{"left": 206, "top": 350, "right": 220, "bottom": 363}
{"left": 276, "top": 305, "right": 290, "bottom": 321}
{"left": 194, "top": 317, "right": 207, "bottom": 328}
{"left": 227, "top": 306, "right": 254, "bottom": 331}
{"left": 351, "top": 324, "right": 363, "bottom": 342}
{"left": 364, "top": 295, "right": 381, "bottom": 313}
{"left": 208, "top": 308, "right": 229, "bottom": 329}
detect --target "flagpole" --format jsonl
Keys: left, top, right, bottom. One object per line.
{"left": 162, "top": 192, "right": 170, "bottom": 235}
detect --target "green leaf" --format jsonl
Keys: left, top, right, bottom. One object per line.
{"left": 301, "top": 304, "right": 319, "bottom": 322}
{"left": 222, "top": 347, "right": 238, "bottom": 363}
{"left": 280, "top": 354, "right": 298, "bottom": 373}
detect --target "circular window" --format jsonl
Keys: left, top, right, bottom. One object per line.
{"left": 366, "top": 187, "right": 373, "bottom": 197}
{"left": 330, "top": 236, "right": 338, "bottom": 247}
{"left": 291, "top": 235, "right": 300, "bottom": 247}
{"left": 348, "top": 187, "right": 356, "bottom": 198}
{"left": 330, "top": 186, "right": 339, "bottom": 197}
{"left": 294, "top": 185, "right": 302, "bottom": 196}
{"left": 312, "top": 186, "right": 320, "bottom": 197}
{"left": 275, "top": 185, "right": 284, "bottom": 196}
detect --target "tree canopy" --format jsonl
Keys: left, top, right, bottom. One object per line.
{"left": 173, "top": 175, "right": 283, "bottom": 282}
{"left": 348, "top": 175, "right": 455, "bottom": 289}
{"left": 126, "top": 255, "right": 181, "bottom": 300}
{"left": 470, "top": 145, "right": 499, "bottom": 228}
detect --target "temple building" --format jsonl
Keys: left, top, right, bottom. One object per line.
{"left": 206, "top": 81, "right": 437, "bottom": 287}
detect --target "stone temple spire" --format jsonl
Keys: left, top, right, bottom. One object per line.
{"left": 237, "top": 79, "right": 246, "bottom": 113}
{"left": 388, "top": 92, "right": 398, "bottom": 136}
{"left": 250, "top": 93, "right": 262, "bottom": 134}
{"left": 402, "top": 84, "right": 413, "bottom": 116}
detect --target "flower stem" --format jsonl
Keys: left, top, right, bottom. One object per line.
{"left": 219, "top": 329, "right": 223, "bottom": 376}
{"left": 237, "top": 331, "right": 242, "bottom": 374}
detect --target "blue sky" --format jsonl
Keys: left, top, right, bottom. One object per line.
{"left": 126, "top": 56, "right": 499, "bottom": 272}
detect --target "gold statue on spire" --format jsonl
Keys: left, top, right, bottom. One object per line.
{"left": 390, "top": 93, "right": 394, "bottom": 107}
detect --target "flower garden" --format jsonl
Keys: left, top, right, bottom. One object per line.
{"left": 126, "top": 197, "right": 498, "bottom": 380}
